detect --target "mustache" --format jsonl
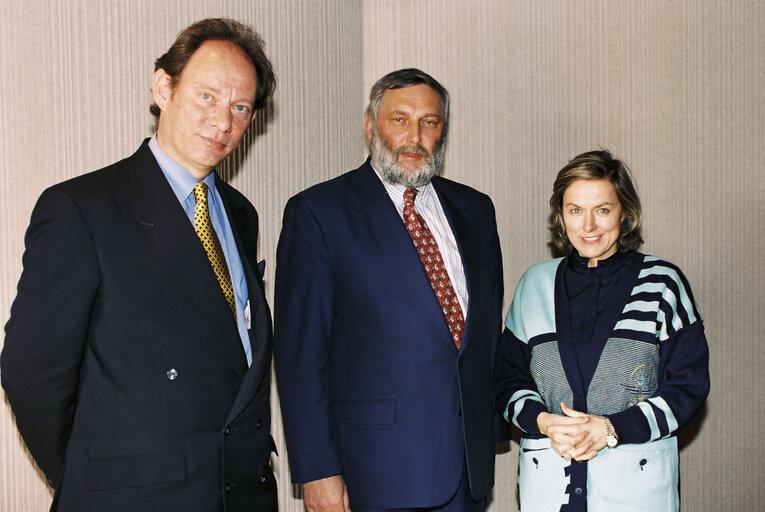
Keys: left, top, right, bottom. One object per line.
{"left": 394, "top": 144, "right": 430, "bottom": 159}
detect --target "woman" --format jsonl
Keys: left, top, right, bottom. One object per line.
{"left": 494, "top": 150, "right": 709, "bottom": 511}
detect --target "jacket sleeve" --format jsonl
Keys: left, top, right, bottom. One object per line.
{"left": 494, "top": 266, "right": 553, "bottom": 436}
{"left": 1, "top": 187, "right": 101, "bottom": 487}
{"left": 273, "top": 194, "right": 342, "bottom": 483}
{"left": 494, "top": 328, "right": 547, "bottom": 436}
{"left": 608, "top": 321, "right": 710, "bottom": 444}
{"left": 608, "top": 263, "right": 710, "bottom": 444}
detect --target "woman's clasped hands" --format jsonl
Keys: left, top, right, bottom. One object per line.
{"left": 536, "top": 402, "right": 609, "bottom": 461}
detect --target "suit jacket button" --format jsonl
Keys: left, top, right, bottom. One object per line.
{"left": 256, "top": 420, "right": 263, "bottom": 430}
{"left": 167, "top": 369, "right": 178, "bottom": 380}
{"left": 224, "top": 483, "right": 232, "bottom": 493}
{"left": 259, "top": 475, "right": 267, "bottom": 484}
{"left": 223, "top": 427, "right": 231, "bottom": 436}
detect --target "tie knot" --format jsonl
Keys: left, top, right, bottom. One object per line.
{"left": 193, "top": 182, "right": 209, "bottom": 203}
{"left": 404, "top": 187, "right": 418, "bottom": 205}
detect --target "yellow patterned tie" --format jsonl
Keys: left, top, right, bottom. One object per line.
{"left": 192, "top": 182, "right": 236, "bottom": 317}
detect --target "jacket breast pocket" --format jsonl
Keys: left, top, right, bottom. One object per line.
{"left": 332, "top": 399, "right": 396, "bottom": 425}
{"left": 85, "top": 450, "right": 186, "bottom": 491}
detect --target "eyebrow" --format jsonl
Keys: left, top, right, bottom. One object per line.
{"left": 196, "top": 83, "right": 222, "bottom": 94}
{"left": 565, "top": 201, "right": 615, "bottom": 207}
{"left": 389, "top": 110, "right": 442, "bottom": 119}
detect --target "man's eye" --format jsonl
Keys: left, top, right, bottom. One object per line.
{"left": 201, "top": 93, "right": 211, "bottom": 101}
{"left": 234, "top": 105, "right": 249, "bottom": 113}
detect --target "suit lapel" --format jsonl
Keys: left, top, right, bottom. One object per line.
{"left": 216, "top": 179, "right": 274, "bottom": 422}
{"left": 116, "top": 142, "right": 247, "bottom": 377}
{"left": 431, "top": 178, "right": 480, "bottom": 352}
{"left": 350, "top": 163, "right": 456, "bottom": 350}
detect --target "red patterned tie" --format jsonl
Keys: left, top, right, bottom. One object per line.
{"left": 403, "top": 187, "right": 465, "bottom": 348}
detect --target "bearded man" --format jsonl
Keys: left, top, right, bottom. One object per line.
{"left": 274, "top": 68, "right": 504, "bottom": 512}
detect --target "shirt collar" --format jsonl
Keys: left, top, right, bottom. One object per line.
{"left": 370, "top": 160, "right": 433, "bottom": 205}
{"left": 567, "top": 249, "right": 633, "bottom": 276}
{"left": 149, "top": 134, "right": 216, "bottom": 203}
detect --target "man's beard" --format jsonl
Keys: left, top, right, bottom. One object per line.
{"left": 370, "top": 128, "right": 446, "bottom": 187}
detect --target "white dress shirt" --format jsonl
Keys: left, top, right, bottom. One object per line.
{"left": 372, "top": 166, "right": 469, "bottom": 318}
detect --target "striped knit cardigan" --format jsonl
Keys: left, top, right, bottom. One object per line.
{"left": 495, "top": 252, "right": 709, "bottom": 512}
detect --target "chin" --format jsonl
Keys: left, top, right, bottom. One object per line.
{"left": 398, "top": 162, "right": 424, "bottom": 173}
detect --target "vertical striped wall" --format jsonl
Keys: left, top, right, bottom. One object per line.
{"left": 1, "top": 1, "right": 762, "bottom": 510}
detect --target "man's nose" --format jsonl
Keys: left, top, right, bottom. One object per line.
{"left": 211, "top": 105, "right": 233, "bottom": 132}
{"left": 406, "top": 123, "right": 421, "bottom": 144}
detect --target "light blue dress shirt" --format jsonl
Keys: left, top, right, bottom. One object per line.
{"left": 149, "top": 135, "right": 252, "bottom": 366}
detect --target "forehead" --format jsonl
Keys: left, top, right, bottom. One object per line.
{"left": 379, "top": 83, "right": 443, "bottom": 115}
{"left": 564, "top": 178, "right": 619, "bottom": 202}
{"left": 178, "top": 40, "right": 257, "bottom": 94}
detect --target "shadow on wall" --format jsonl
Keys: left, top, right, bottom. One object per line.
{"left": 678, "top": 403, "right": 707, "bottom": 451}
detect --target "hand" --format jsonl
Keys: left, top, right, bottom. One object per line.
{"left": 559, "top": 402, "right": 608, "bottom": 461}
{"left": 537, "top": 404, "right": 590, "bottom": 459}
{"left": 302, "top": 475, "right": 351, "bottom": 512}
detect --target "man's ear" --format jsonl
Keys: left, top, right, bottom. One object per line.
{"left": 152, "top": 68, "right": 173, "bottom": 112}
{"left": 364, "top": 112, "right": 374, "bottom": 141}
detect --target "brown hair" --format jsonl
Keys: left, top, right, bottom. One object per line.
{"left": 150, "top": 18, "right": 276, "bottom": 118}
{"left": 549, "top": 149, "right": 644, "bottom": 253}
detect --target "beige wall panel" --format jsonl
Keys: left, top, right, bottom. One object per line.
{"left": 364, "top": 1, "right": 763, "bottom": 510}
{"left": 0, "top": 1, "right": 362, "bottom": 511}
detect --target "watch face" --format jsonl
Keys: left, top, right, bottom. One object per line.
{"left": 607, "top": 436, "right": 618, "bottom": 448}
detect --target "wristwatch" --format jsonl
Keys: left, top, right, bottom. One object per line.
{"left": 604, "top": 417, "right": 619, "bottom": 448}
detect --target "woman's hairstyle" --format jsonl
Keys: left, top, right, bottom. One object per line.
{"left": 549, "top": 149, "right": 644, "bottom": 253}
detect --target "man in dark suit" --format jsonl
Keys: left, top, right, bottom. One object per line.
{"left": 274, "top": 69, "right": 504, "bottom": 512}
{"left": 1, "top": 18, "right": 277, "bottom": 511}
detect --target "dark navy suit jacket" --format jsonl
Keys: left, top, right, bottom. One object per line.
{"left": 1, "top": 141, "right": 276, "bottom": 511}
{"left": 274, "top": 159, "right": 503, "bottom": 508}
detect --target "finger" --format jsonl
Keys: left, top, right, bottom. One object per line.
{"left": 550, "top": 431, "right": 587, "bottom": 449}
{"left": 560, "top": 402, "right": 590, "bottom": 420}
{"left": 551, "top": 443, "right": 573, "bottom": 459}
{"left": 567, "top": 439, "right": 593, "bottom": 460}
{"left": 574, "top": 448, "right": 600, "bottom": 462}
{"left": 546, "top": 423, "right": 588, "bottom": 437}
{"left": 546, "top": 415, "right": 590, "bottom": 428}
{"left": 569, "top": 431, "right": 588, "bottom": 446}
